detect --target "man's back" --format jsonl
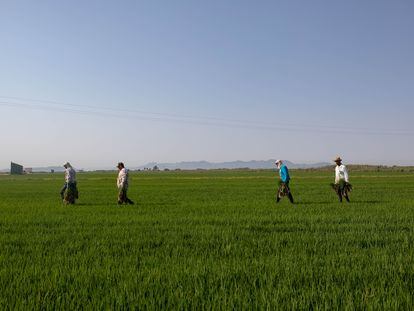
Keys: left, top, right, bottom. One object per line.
{"left": 279, "top": 164, "right": 290, "bottom": 183}
{"left": 117, "top": 168, "right": 129, "bottom": 188}
{"left": 65, "top": 167, "right": 76, "bottom": 183}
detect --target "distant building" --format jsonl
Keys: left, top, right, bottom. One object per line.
{"left": 10, "top": 162, "right": 23, "bottom": 175}
{"left": 24, "top": 167, "right": 33, "bottom": 174}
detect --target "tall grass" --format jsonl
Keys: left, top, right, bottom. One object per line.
{"left": 0, "top": 170, "right": 413, "bottom": 308}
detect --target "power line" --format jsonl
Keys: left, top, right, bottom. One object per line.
{"left": 0, "top": 95, "right": 402, "bottom": 132}
{"left": 0, "top": 97, "right": 413, "bottom": 136}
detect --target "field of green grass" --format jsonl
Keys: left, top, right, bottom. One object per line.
{"left": 1, "top": 169, "right": 414, "bottom": 309}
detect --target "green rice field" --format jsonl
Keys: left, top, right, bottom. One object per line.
{"left": 1, "top": 169, "right": 414, "bottom": 309}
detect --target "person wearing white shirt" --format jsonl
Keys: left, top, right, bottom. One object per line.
{"left": 117, "top": 162, "right": 134, "bottom": 205}
{"left": 61, "top": 162, "right": 79, "bottom": 204}
{"left": 332, "top": 157, "right": 352, "bottom": 202}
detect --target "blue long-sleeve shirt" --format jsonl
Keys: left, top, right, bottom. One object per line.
{"left": 279, "top": 164, "right": 290, "bottom": 183}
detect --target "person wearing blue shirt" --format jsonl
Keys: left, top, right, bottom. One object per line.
{"left": 275, "top": 160, "right": 294, "bottom": 204}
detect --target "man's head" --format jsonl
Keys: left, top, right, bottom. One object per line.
{"left": 63, "top": 162, "right": 71, "bottom": 169}
{"left": 117, "top": 162, "right": 125, "bottom": 170}
{"left": 275, "top": 159, "right": 282, "bottom": 168}
{"left": 334, "top": 156, "right": 342, "bottom": 166}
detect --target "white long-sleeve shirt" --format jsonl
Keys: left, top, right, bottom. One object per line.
{"left": 335, "top": 164, "right": 349, "bottom": 183}
{"left": 65, "top": 167, "right": 76, "bottom": 183}
{"left": 117, "top": 168, "right": 129, "bottom": 189}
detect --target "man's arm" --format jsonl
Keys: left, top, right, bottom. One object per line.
{"left": 335, "top": 167, "right": 339, "bottom": 184}
{"left": 118, "top": 170, "right": 127, "bottom": 188}
{"left": 280, "top": 166, "right": 288, "bottom": 183}
{"left": 343, "top": 166, "right": 349, "bottom": 183}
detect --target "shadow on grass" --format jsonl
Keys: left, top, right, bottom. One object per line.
{"left": 64, "top": 202, "right": 96, "bottom": 206}
{"left": 292, "top": 200, "right": 383, "bottom": 205}
{"left": 292, "top": 201, "right": 333, "bottom": 205}
{"left": 349, "top": 200, "right": 383, "bottom": 204}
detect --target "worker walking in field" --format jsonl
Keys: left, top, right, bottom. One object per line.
{"left": 60, "top": 162, "right": 78, "bottom": 204}
{"left": 117, "top": 162, "right": 134, "bottom": 205}
{"left": 331, "top": 156, "right": 352, "bottom": 202}
{"left": 275, "top": 160, "right": 294, "bottom": 204}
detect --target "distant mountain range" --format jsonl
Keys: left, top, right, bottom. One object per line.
{"left": 135, "top": 160, "right": 331, "bottom": 170}
{"left": 0, "top": 160, "right": 331, "bottom": 173}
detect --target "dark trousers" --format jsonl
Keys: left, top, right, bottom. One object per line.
{"left": 118, "top": 188, "right": 134, "bottom": 204}
{"left": 61, "top": 182, "right": 78, "bottom": 203}
{"left": 336, "top": 188, "right": 350, "bottom": 202}
{"left": 277, "top": 182, "right": 294, "bottom": 204}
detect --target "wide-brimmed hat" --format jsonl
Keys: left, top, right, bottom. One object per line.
{"left": 63, "top": 162, "right": 71, "bottom": 167}
{"left": 333, "top": 157, "right": 342, "bottom": 163}
{"left": 275, "top": 159, "right": 282, "bottom": 165}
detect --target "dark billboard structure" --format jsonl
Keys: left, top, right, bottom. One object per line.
{"left": 10, "top": 162, "right": 23, "bottom": 175}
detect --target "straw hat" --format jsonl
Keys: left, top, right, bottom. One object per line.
{"left": 333, "top": 156, "right": 342, "bottom": 163}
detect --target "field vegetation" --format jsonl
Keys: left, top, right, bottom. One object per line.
{"left": 1, "top": 169, "right": 414, "bottom": 309}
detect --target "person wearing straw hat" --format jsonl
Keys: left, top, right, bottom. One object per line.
{"left": 60, "top": 162, "right": 78, "bottom": 204}
{"left": 117, "top": 162, "right": 134, "bottom": 205}
{"left": 275, "top": 160, "right": 294, "bottom": 204}
{"left": 331, "top": 156, "right": 352, "bottom": 202}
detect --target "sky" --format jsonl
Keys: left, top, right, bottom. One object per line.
{"left": 0, "top": 0, "right": 413, "bottom": 169}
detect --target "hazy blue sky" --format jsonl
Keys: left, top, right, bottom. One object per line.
{"left": 1, "top": 0, "right": 413, "bottom": 169}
